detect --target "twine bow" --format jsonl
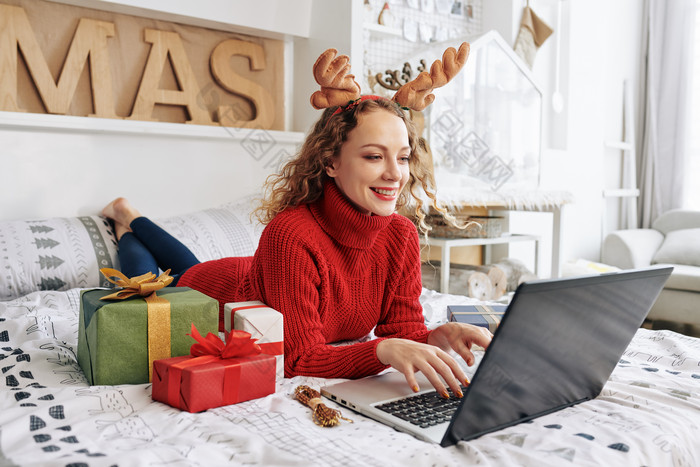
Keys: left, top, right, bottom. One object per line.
{"left": 99, "top": 268, "right": 174, "bottom": 300}
{"left": 294, "top": 385, "right": 353, "bottom": 427}
{"left": 188, "top": 324, "right": 262, "bottom": 359}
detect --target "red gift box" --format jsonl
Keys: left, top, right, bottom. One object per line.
{"left": 152, "top": 325, "right": 275, "bottom": 413}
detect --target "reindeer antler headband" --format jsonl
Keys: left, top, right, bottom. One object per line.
{"left": 310, "top": 42, "right": 470, "bottom": 113}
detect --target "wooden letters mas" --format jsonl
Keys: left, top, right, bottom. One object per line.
{"left": 0, "top": 3, "right": 276, "bottom": 128}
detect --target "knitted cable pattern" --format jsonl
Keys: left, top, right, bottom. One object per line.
{"left": 179, "top": 182, "right": 431, "bottom": 380}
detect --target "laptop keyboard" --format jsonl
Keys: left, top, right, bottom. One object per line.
{"left": 375, "top": 387, "right": 465, "bottom": 428}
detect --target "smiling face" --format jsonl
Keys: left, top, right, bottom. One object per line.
{"left": 325, "top": 109, "right": 411, "bottom": 216}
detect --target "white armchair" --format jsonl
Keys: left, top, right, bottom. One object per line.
{"left": 602, "top": 209, "right": 700, "bottom": 327}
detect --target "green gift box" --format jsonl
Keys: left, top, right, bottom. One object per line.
{"left": 78, "top": 287, "right": 218, "bottom": 386}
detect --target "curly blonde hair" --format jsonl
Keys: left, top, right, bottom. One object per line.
{"left": 253, "top": 98, "right": 455, "bottom": 234}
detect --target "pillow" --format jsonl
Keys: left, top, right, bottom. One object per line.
{"left": 156, "top": 196, "right": 263, "bottom": 262}
{"left": 0, "top": 216, "right": 119, "bottom": 300}
{"left": 651, "top": 228, "right": 700, "bottom": 267}
{"left": 0, "top": 196, "right": 264, "bottom": 301}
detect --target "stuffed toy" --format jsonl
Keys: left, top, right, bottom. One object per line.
{"left": 466, "top": 258, "right": 538, "bottom": 301}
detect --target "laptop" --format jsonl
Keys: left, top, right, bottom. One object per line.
{"left": 321, "top": 266, "right": 673, "bottom": 446}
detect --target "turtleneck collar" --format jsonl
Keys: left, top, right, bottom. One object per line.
{"left": 310, "top": 181, "right": 393, "bottom": 249}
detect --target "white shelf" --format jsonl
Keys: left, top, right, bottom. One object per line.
{"left": 0, "top": 111, "right": 305, "bottom": 143}
{"left": 420, "top": 233, "right": 540, "bottom": 248}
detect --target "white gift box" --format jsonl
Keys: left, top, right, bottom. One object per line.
{"left": 224, "top": 301, "right": 284, "bottom": 381}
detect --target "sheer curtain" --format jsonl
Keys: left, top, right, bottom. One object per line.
{"left": 637, "top": 0, "right": 697, "bottom": 227}
{"left": 687, "top": 1, "right": 700, "bottom": 210}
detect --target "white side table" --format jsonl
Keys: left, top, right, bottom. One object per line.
{"left": 417, "top": 197, "right": 569, "bottom": 294}
{"left": 420, "top": 234, "right": 541, "bottom": 294}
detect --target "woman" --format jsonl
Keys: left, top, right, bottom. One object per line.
{"left": 103, "top": 44, "right": 491, "bottom": 398}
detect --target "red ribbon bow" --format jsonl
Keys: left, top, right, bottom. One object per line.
{"left": 188, "top": 323, "right": 261, "bottom": 359}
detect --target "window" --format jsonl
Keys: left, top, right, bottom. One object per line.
{"left": 685, "top": 0, "right": 700, "bottom": 209}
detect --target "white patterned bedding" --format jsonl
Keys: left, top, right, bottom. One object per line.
{"left": 2, "top": 288, "right": 700, "bottom": 467}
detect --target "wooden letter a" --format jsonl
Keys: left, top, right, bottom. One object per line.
{"left": 129, "top": 29, "right": 213, "bottom": 125}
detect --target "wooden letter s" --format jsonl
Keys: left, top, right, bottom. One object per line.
{"left": 210, "top": 40, "right": 274, "bottom": 130}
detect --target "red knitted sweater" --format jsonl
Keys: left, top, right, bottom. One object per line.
{"left": 178, "top": 181, "right": 431, "bottom": 379}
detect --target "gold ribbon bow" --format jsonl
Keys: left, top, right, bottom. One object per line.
{"left": 99, "top": 268, "right": 175, "bottom": 382}
{"left": 99, "top": 268, "right": 174, "bottom": 300}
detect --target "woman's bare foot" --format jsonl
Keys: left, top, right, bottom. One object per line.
{"left": 102, "top": 197, "right": 141, "bottom": 224}
{"left": 102, "top": 198, "right": 141, "bottom": 240}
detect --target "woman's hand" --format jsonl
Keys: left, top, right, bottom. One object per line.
{"left": 427, "top": 322, "right": 493, "bottom": 367}
{"left": 375, "top": 323, "right": 493, "bottom": 397}
{"left": 376, "top": 338, "right": 469, "bottom": 398}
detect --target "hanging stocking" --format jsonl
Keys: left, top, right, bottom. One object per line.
{"left": 513, "top": 5, "right": 553, "bottom": 68}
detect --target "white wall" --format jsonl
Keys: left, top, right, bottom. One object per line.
{"left": 560, "top": 0, "right": 644, "bottom": 263}
{"left": 49, "top": 0, "right": 313, "bottom": 39}
{"left": 291, "top": 0, "right": 364, "bottom": 133}
{"left": 484, "top": 0, "right": 645, "bottom": 271}
{"left": 0, "top": 113, "right": 303, "bottom": 221}
{"left": 1, "top": 0, "right": 311, "bottom": 221}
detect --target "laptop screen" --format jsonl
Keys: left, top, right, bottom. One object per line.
{"left": 442, "top": 267, "right": 671, "bottom": 446}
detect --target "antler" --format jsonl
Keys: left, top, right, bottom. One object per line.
{"left": 393, "top": 42, "right": 470, "bottom": 111}
{"left": 310, "top": 49, "right": 362, "bottom": 110}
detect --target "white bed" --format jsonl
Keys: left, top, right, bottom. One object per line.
{"left": 1, "top": 202, "right": 700, "bottom": 467}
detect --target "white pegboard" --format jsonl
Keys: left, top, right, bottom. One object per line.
{"left": 361, "top": 0, "right": 483, "bottom": 95}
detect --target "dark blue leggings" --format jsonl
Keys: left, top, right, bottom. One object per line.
{"left": 117, "top": 217, "right": 200, "bottom": 285}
